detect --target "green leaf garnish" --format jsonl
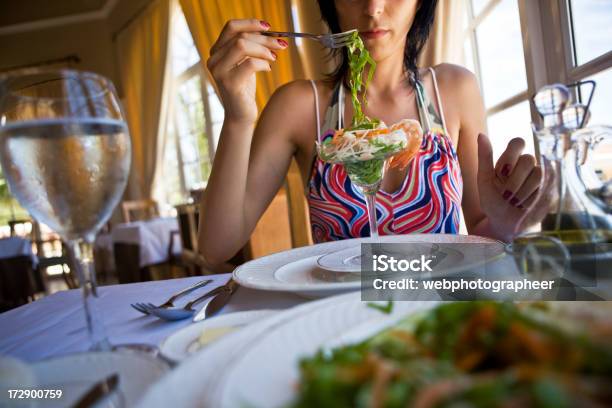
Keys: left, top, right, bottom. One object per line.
{"left": 366, "top": 300, "right": 394, "bottom": 315}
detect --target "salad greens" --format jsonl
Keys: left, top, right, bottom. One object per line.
{"left": 344, "top": 158, "right": 385, "bottom": 186}
{"left": 346, "top": 31, "right": 379, "bottom": 130}
{"left": 291, "top": 301, "right": 612, "bottom": 408}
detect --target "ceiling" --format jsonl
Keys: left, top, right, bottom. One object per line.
{"left": 0, "top": 0, "right": 108, "bottom": 27}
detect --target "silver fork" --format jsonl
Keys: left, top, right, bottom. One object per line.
{"left": 261, "top": 29, "right": 357, "bottom": 49}
{"left": 131, "top": 279, "right": 212, "bottom": 315}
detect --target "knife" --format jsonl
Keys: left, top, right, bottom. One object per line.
{"left": 193, "top": 279, "right": 239, "bottom": 322}
{"left": 71, "top": 373, "right": 119, "bottom": 408}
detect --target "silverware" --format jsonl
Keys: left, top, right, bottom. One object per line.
{"left": 71, "top": 373, "right": 120, "bottom": 408}
{"left": 131, "top": 279, "right": 212, "bottom": 315}
{"left": 261, "top": 29, "right": 357, "bottom": 49}
{"left": 193, "top": 280, "right": 239, "bottom": 322}
{"left": 148, "top": 281, "right": 234, "bottom": 321}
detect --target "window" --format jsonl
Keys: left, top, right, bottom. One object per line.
{"left": 566, "top": 0, "right": 612, "bottom": 127}
{"left": 0, "top": 167, "right": 29, "bottom": 235}
{"left": 157, "top": 7, "right": 224, "bottom": 210}
{"left": 568, "top": 0, "right": 612, "bottom": 66}
{"left": 464, "top": 0, "right": 533, "bottom": 159}
{"left": 564, "top": 0, "right": 612, "bottom": 178}
{"left": 464, "top": 0, "right": 612, "bottom": 162}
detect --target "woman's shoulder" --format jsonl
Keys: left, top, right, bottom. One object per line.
{"left": 264, "top": 79, "right": 335, "bottom": 129}
{"left": 269, "top": 79, "right": 335, "bottom": 103}
{"left": 261, "top": 79, "right": 330, "bottom": 142}
{"left": 428, "top": 63, "right": 479, "bottom": 94}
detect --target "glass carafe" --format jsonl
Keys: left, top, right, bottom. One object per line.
{"left": 528, "top": 83, "right": 612, "bottom": 276}
{"left": 534, "top": 84, "right": 611, "bottom": 232}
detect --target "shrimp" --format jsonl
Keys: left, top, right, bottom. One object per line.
{"left": 388, "top": 119, "right": 423, "bottom": 169}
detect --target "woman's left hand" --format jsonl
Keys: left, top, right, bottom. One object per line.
{"left": 476, "top": 133, "right": 550, "bottom": 240}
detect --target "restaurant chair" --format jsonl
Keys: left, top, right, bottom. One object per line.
{"left": 31, "top": 220, "right": 75, "bottom": 290}
{"left": 121, "top": 199, "right": 159, "bottom": 223}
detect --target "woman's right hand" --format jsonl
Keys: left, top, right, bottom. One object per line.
{"left": 206, "top": 19, "right": 288, "bottom": 125}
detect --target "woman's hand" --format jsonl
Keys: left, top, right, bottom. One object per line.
{"left": 206, "top": 19, "right": 288, "bottom": 124}
{"left": 476, "top": 133, "right": 552, "bottom": 240}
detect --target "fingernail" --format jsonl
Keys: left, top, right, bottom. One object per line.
{"left": 277, "top": 39, "right": 288, "bottom": 48}
{"left": 510, "top": 197, "right": 519, "bottom": 206}
{"left": 260, "top": 20, "right": 270, "bottom": 29}
{"left": 271, "top": 51, "right": 277, "bottom": 60}
{"left": 501, "top": 164, "right": 510, "bottom": 177}
{"left": 503, "top": 190, "right": 512, "bottom": 200}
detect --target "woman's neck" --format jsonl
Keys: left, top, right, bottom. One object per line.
{"left": 364, "top": 48, "right": 410, "bottom": 97}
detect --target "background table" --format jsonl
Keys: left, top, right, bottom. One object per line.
{"left": 0, "top": 274, "right": 306, "bottom": 362}
{"left": 95, "top": 217, "right": 183, "bottom": 283}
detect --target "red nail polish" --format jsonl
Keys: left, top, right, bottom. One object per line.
{"left": 503, "top": 190, "right": 512, "bottom": 200}
{"left": 277, "top": 39, "right": 288, "bottom": 48}
{"left": 510, "top": 197, "right": 519, "bottom": 206}
{"left": 501, "top": 164, "right": 510, "bottom": 177}
{"left": 260, "top": 20, "right": 270, "bottom": 29}
{"left": 271, "top": 51, "right": 277, "bottom": 60}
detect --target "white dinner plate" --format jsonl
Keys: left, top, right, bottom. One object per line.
{"left": 234, "top": 234, "right": 505, "bottom": 298}
{"left": 159, "top": 310, "right": 277, "bottom": 364}
{"left": 29, "top": 351, "right": 168, "bottom": 407}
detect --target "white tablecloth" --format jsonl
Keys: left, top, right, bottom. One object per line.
{"left": 0, "top": 275, "right": 306, "bottom": 362}
{"left": 111, "top": 218, "right": 182, "bottom": 268}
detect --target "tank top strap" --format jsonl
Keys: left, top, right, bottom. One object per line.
{"left": 309, "top": 80, "right": 321, "bottom": 143}
{"left": 415, "top": 75, "right": 446, "bottom": 134}
{"left": 317, "top": 81, "right": 344, "bottom": 141}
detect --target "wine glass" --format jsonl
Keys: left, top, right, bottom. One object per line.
{"left": 0, "top": 69, "right": 131, "bottom": 351}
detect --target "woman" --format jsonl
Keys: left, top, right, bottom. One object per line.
{"left": 200, "top": 0, "right": 542, "bottom": 266}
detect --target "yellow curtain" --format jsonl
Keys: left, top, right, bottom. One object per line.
{"left": 116, "top": 0, "right": 172, "bottom": 201}
{"left": 178, "top": 0, "right": 303, "bottom": 110}
{"left": 419, "top": 0, "right": 467, "bottom": 67}
{"left": 179, "top": 0, "right": 312, "bottom": 248}
{"left": 293, "top": 0, "right": 333, "bottom": 81}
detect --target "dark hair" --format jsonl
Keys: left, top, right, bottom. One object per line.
{"left": 316, "top": 0, "right": 438, "bottom": 87}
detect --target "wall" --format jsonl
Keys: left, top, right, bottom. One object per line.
{"left": 0, "top": 20, "right": 116, "bottom": 83}
{"left": 0, "top": 0, "right": 152, "bottom": 97}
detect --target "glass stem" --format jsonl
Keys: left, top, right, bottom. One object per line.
{"left": 67, "top": 239, "right": 111, "bottom": 351}
{"left": 365, "top": 192, "right": 379, "bottom": 238}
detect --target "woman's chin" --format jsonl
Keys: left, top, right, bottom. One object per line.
{"left": 364, "top": 48, "right": 391, "bottom": 63}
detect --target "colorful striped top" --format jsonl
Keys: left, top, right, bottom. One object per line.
{"left": 307, "top": 68, "right": 463, "bottom": 243}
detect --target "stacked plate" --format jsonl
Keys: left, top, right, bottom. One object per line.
{"left": 137, "top": 291, "right": 441, "bottom": 408}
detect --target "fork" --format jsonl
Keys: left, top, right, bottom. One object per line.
{"left": 261, "top": 29, "right": 357, "bottom": 49}
{"left": 147, "top": 283, "right": 230, "bottom": 321}
{"left": 131, "top": 279, "right": 212, "bottom": 315}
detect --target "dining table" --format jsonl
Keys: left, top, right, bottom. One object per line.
{"left": 0, "top": 274, "right": 306, "bottom": 363}
{"left": 93, "top": 217, "right": 184, "bottom": 283}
